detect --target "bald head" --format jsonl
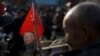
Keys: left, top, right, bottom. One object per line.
{"left": 63, "top": 2, "right": 100, "bottom": 50}
{"left": 63, "top": 2, "right": 100, "bottom": 32}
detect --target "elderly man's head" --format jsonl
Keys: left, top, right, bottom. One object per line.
{"left": 63, "top": 2, "right": 100, "bottom": 50}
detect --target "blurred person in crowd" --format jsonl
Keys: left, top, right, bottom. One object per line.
{"left": 6, "top": 5, "right": 17, "bottom": 17}
{"left": 0, "top": 2, "right": 7, "bottom": 26}
{"left": 52, "top": 7, "right": 65, "bottom": 40}
{"left": 65, "top": 0, "right": 80, "bottom": 11}
{"left": 0, "top": 2, "right": 17, "bottom": 56}
{"left": 65, "top": 2, "right": 72, "bottom": 10}
{"left": 0, "top": 2, "right": 14, "bottom": 33}
{"left": 38, "top": 7, "right": 45, "bottom": 17}
{"left": 2, "top": 7, "right": 15, "bottom": 27}
{"left": 4, "top": 8, "right": 29, "bottom": 56}
{"left": 0, "top": 2, "right": 12, "bottom": 33}
{"left": 42, "top": 8, "right": 55, "bottom": 40}
{"left": 60, "top": 2, "right": 100, "bottom": 56}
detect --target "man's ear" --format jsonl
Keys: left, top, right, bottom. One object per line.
{"left": 81, "top": 26, "right": 97, "bottom": 40}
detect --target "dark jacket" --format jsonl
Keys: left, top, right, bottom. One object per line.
{"left": 54, "top": 39, "right": 100, "bottom": 56}
{"left": 3, "top": 17, "right": 26, "bottom": 56}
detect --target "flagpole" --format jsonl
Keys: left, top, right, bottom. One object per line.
{"left": 31, "top": 0, "right": 43, "bottom": 56}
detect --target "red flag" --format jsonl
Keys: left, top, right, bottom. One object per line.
{"left": 19, "top": 7, "right": 44, "bottom": 42}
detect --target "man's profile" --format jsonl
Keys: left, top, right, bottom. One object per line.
{"left": 62, "top": 2, "right": 100, "bottom": 56}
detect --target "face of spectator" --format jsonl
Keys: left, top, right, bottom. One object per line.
{"left": 63, "top": 17, "right": 85, "bottom": 50}
{"left": 24, "top": 32, "right": 34, "bottom": 45}
{"left": 63, "top": 11, "right": 96, "bottom": 50}
{"left": 63, "top": 2, "right": 100, "bottom": 50}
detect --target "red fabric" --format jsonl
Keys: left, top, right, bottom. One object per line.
{"left": 0, "top": 3, "right": 6, "bottom": 15}
{"left": 19, "top": 7, "right": 44, "bottom": 42}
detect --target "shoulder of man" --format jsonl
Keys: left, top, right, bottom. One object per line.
{"left": 53, "top": 47, "right": 100, "bottom": 56}
{"left": 52, "top": 49, "right": 82, "bottom": 56}
{"left": 78, "top": 48, "right": 100, "bottom": 56}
